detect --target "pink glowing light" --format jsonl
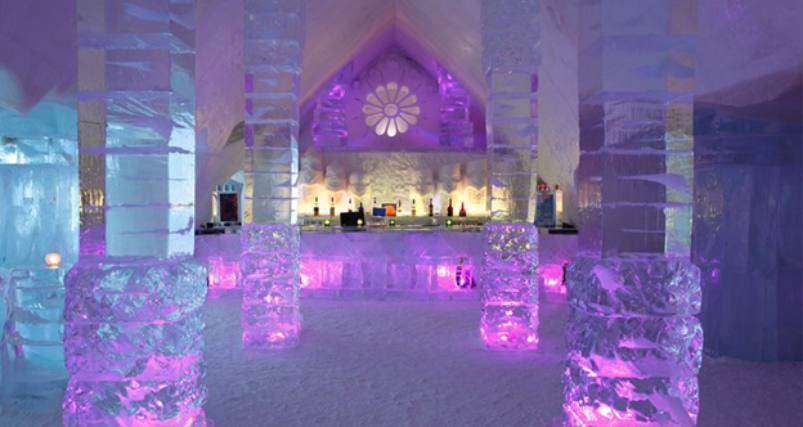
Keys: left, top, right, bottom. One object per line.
{"left": 539, "top": 264, "right": 567, "bottom": 294}
{"left": 208, "top": 258, "right": 240, "bottom": 290}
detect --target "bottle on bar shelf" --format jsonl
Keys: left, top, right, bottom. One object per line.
{"left": 429, "top": 198, "right": 434, "bottom": 217}
{"left": 411, "top": 199, "right": 417, "bottom": 217}
{"left": 313, "top": 197, "right": 319, "bottom": 216}
{"left": 554, "top": 185, "right": 563, "bottom": 228}
{"left": 348, "top": 198, "right": 353, "bottom": 213}
{"left": 459, "top": 202, "right": 466, "bottom": 217}
{"left": 447, "top": 199, "right": 454, "bottom": 217}
{"left": 398, "top": 199, "right": 402, "bottom": 215}
{"left": 373, "top": 197, "right": 377, "bottom": 211}
{"left": 329, "top": 197, "right": 335, "bottom": 217}
{"left": 358, "top": 202, "right": 364, "bottom": 215}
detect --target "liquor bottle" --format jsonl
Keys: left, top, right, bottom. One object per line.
{"left": 398, "top": 199, "right": 402, "bottom": 215}
{"left": 459, "top": 202, "right": 467, "bottom": 217}
{"left": 358, "top": 202, "right": 364, "bottom": 215}
{"left": 212, "top": 184, "right": 221, "bottom": 224}
{"left": 373, "top": 197, "right": 377, "bottom": 210}
{"left": 554, "top": 185, "right": 563, "bottom": 228}
{"left": 447, "top": 199, "right": 454, "bottom": 217}
{"left": 348, "top": 198, "right": 353, "bottom": 213}
{"left": 329, "top": 197, "right": 335, "bottom": 217}
{"left": 411, "top": 199, "right": 417, "bottom": 217}
{"left": 313, "top": 197, "right": 320, "bottom": 216}
{"left": 428, "top": 198, "right": 434, "bottom": 217}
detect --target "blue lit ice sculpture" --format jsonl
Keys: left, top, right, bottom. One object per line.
{"left": 241, "top": 0, "right": 305, "bottom": 349}
{"left": 65, "top": 0, "right": 208, "bottom": 424}
{"left": 479, "top": 0, "right": 540, "bottom": 350}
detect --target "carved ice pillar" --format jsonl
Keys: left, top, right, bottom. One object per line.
{"left": 67, "top": 1, "right": 207, "bottom": 425}
{"left": 241, "top": 0, "right": 304, "bottom": 349}
{"left": 313, "top": 63, "right": 351, "bottom": 148}
{"left": 479, "top": 0, "right": 540, "bottom": 350}
{"left": 437, "top": 64, "right": 474, "bottom": 148}
{"left": 564, "top": 0, "right": 701, "bottom": 425}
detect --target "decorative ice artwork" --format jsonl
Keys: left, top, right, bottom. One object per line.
{"left": 68, "top": 0, "right": 208, "bottom": 424}
{"left": 313, "top": 63, "right": 352, "bottom": 147}
{"left": 241, "top": 0, "right": 305, "bottom": 349}
{"left": 346, "top": 50, "right": 439, "bottom": 149}
{"left": 363, "top": 82, "right": 420, "bottom": 137}
{"left": 480, "top": 0, "right": 541, "bottom": 350}
{"left": 565, "top": 0, "right": 701, "bottom": 425}
{"left": 437, "top": 64, "right": 474, "bottom": 148}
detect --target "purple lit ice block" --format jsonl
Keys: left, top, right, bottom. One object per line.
{"left": 480, "top": 223, "right": 539, "bottom": 350}
{"left": 63, "top": 259, "right": 207, "bottom": 426}
{"left": 241, "top": 224, "right": 302, "bottom": 349}
{"left": 564, "top": 256, "right": 702, "bottom": 427}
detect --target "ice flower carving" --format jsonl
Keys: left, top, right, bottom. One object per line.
{"left": 362, "top": 82, "right": 420, "bottom": 137}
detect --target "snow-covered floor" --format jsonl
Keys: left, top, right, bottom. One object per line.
{"left": 2, "top": 295, "right": 801, "bottom": 426}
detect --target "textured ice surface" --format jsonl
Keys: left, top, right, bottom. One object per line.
{"left": 482, "top": 0, "right": 540, "bottom": 223}
{"left": 1, "top": 268, "right": 67, "bottom": 409}
{"left": 438, "top": 64, "right": 474, "bottom": 148}
{"left": 313, "top": 63, "right": 351, "bottom": 147}
{"left": 76, "top": 0, "right": 197, "bottom": 259}
{"left": 63, "top": 259, "right": 207, "bottom": 426}
{"left": 694, "top": 107, "right": 803, "bottom": 362}
{"left": 0, "top": 165, "right": 79, "bottom": 267}
{"left": 241, "top": 224, "right": 302, "bottom": 348}
{"left": 566, "top": 256, "right": 702, "bottom": 426}
{"left": 480, "top": 223, "right": 539, "bottom": 350}
{"left": 242, "top": 0, "right": 304, "bottom": 225}
{"left": 568, "top": 256, "right": 701, "bottom": 317}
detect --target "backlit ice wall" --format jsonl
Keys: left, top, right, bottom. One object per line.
{"left": 479, "top": 0, "right": 540, "bottom": 351}
{"left": 241, "top": 0, "right": 305, "bottom": 349}
{"left": 66, "top": 0, "right": 208, "bottom": 424}
{"left": 565, "top": 0, "right": 702, "bottom": 425}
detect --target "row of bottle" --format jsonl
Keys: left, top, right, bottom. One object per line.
{"left": 313, "top": 198, "right": 467, "bottom": 217}
{"left": 536, "top": 184, "right": 563, "bottom": 228}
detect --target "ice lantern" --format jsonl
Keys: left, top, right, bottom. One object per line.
{"left": 241, "top": 0, "right": 305, "bottom": 349}
{"left": 66, "top": 0, "right": 208, "bottom": 424}
{"left": 479, "top": 0, "right": 541, "bottom": 350}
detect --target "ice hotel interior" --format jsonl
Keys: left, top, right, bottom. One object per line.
{"left": 0, "top": 0, "right": 801, "bottom": 426}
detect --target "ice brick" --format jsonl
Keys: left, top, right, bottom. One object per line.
{"left": 480, "top": 304, "right": 539, "bottom": 350}
{"left": 1, "top": 268, "right": 68, "bottom": 407}
{"left": 64, "top": 260, "right": 206, "bottom": 323}
{"left": 481, "top": 223, "right": 539, "bottom": 350}
{"left": 566, "top": 308, "right": 702, "bottom": 378}
{"left": 63, "top": 259, "right": 207, "bottom": 426}
{"left": 563, "top": 360, "right": 699, "bottom": 427}
{"left": 568, "top": 256, "right": 701, "bottom": 317}
{"left": 482, "top": 0, "right": 540, "bottom": 223}
{"left": 241, "top": 224, "right": 301, "bottom": 348}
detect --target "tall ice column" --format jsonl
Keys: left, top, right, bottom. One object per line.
{"left": 67, "top": 0, "right": 207, "bottom": 425}
{"left": 564, "top": 0, "right": 702, "bottom": 425}
{"left": 479, "top": 0, "right": 540, "bottom": 350}
{"left": 241, "top": 0, "right": 304, "bottom": 349}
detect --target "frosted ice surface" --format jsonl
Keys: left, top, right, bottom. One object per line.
{"left": 241, "top": 224, "right": 302, "bottom": 348}
{"left": 63, "top": 260, "right": 207, "bottom": 426}
{"left": 1, "top": 268, "right": 67, "bottom": 408}
{"left": 481, "top": 223, "right": 539, "bottom": 350}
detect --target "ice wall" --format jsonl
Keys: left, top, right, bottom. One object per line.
{"left": 694, "top": 100, "right": 803, "bottom": 362}
{"left": 241, "top": 0, "right": 305, "bottom": 349}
